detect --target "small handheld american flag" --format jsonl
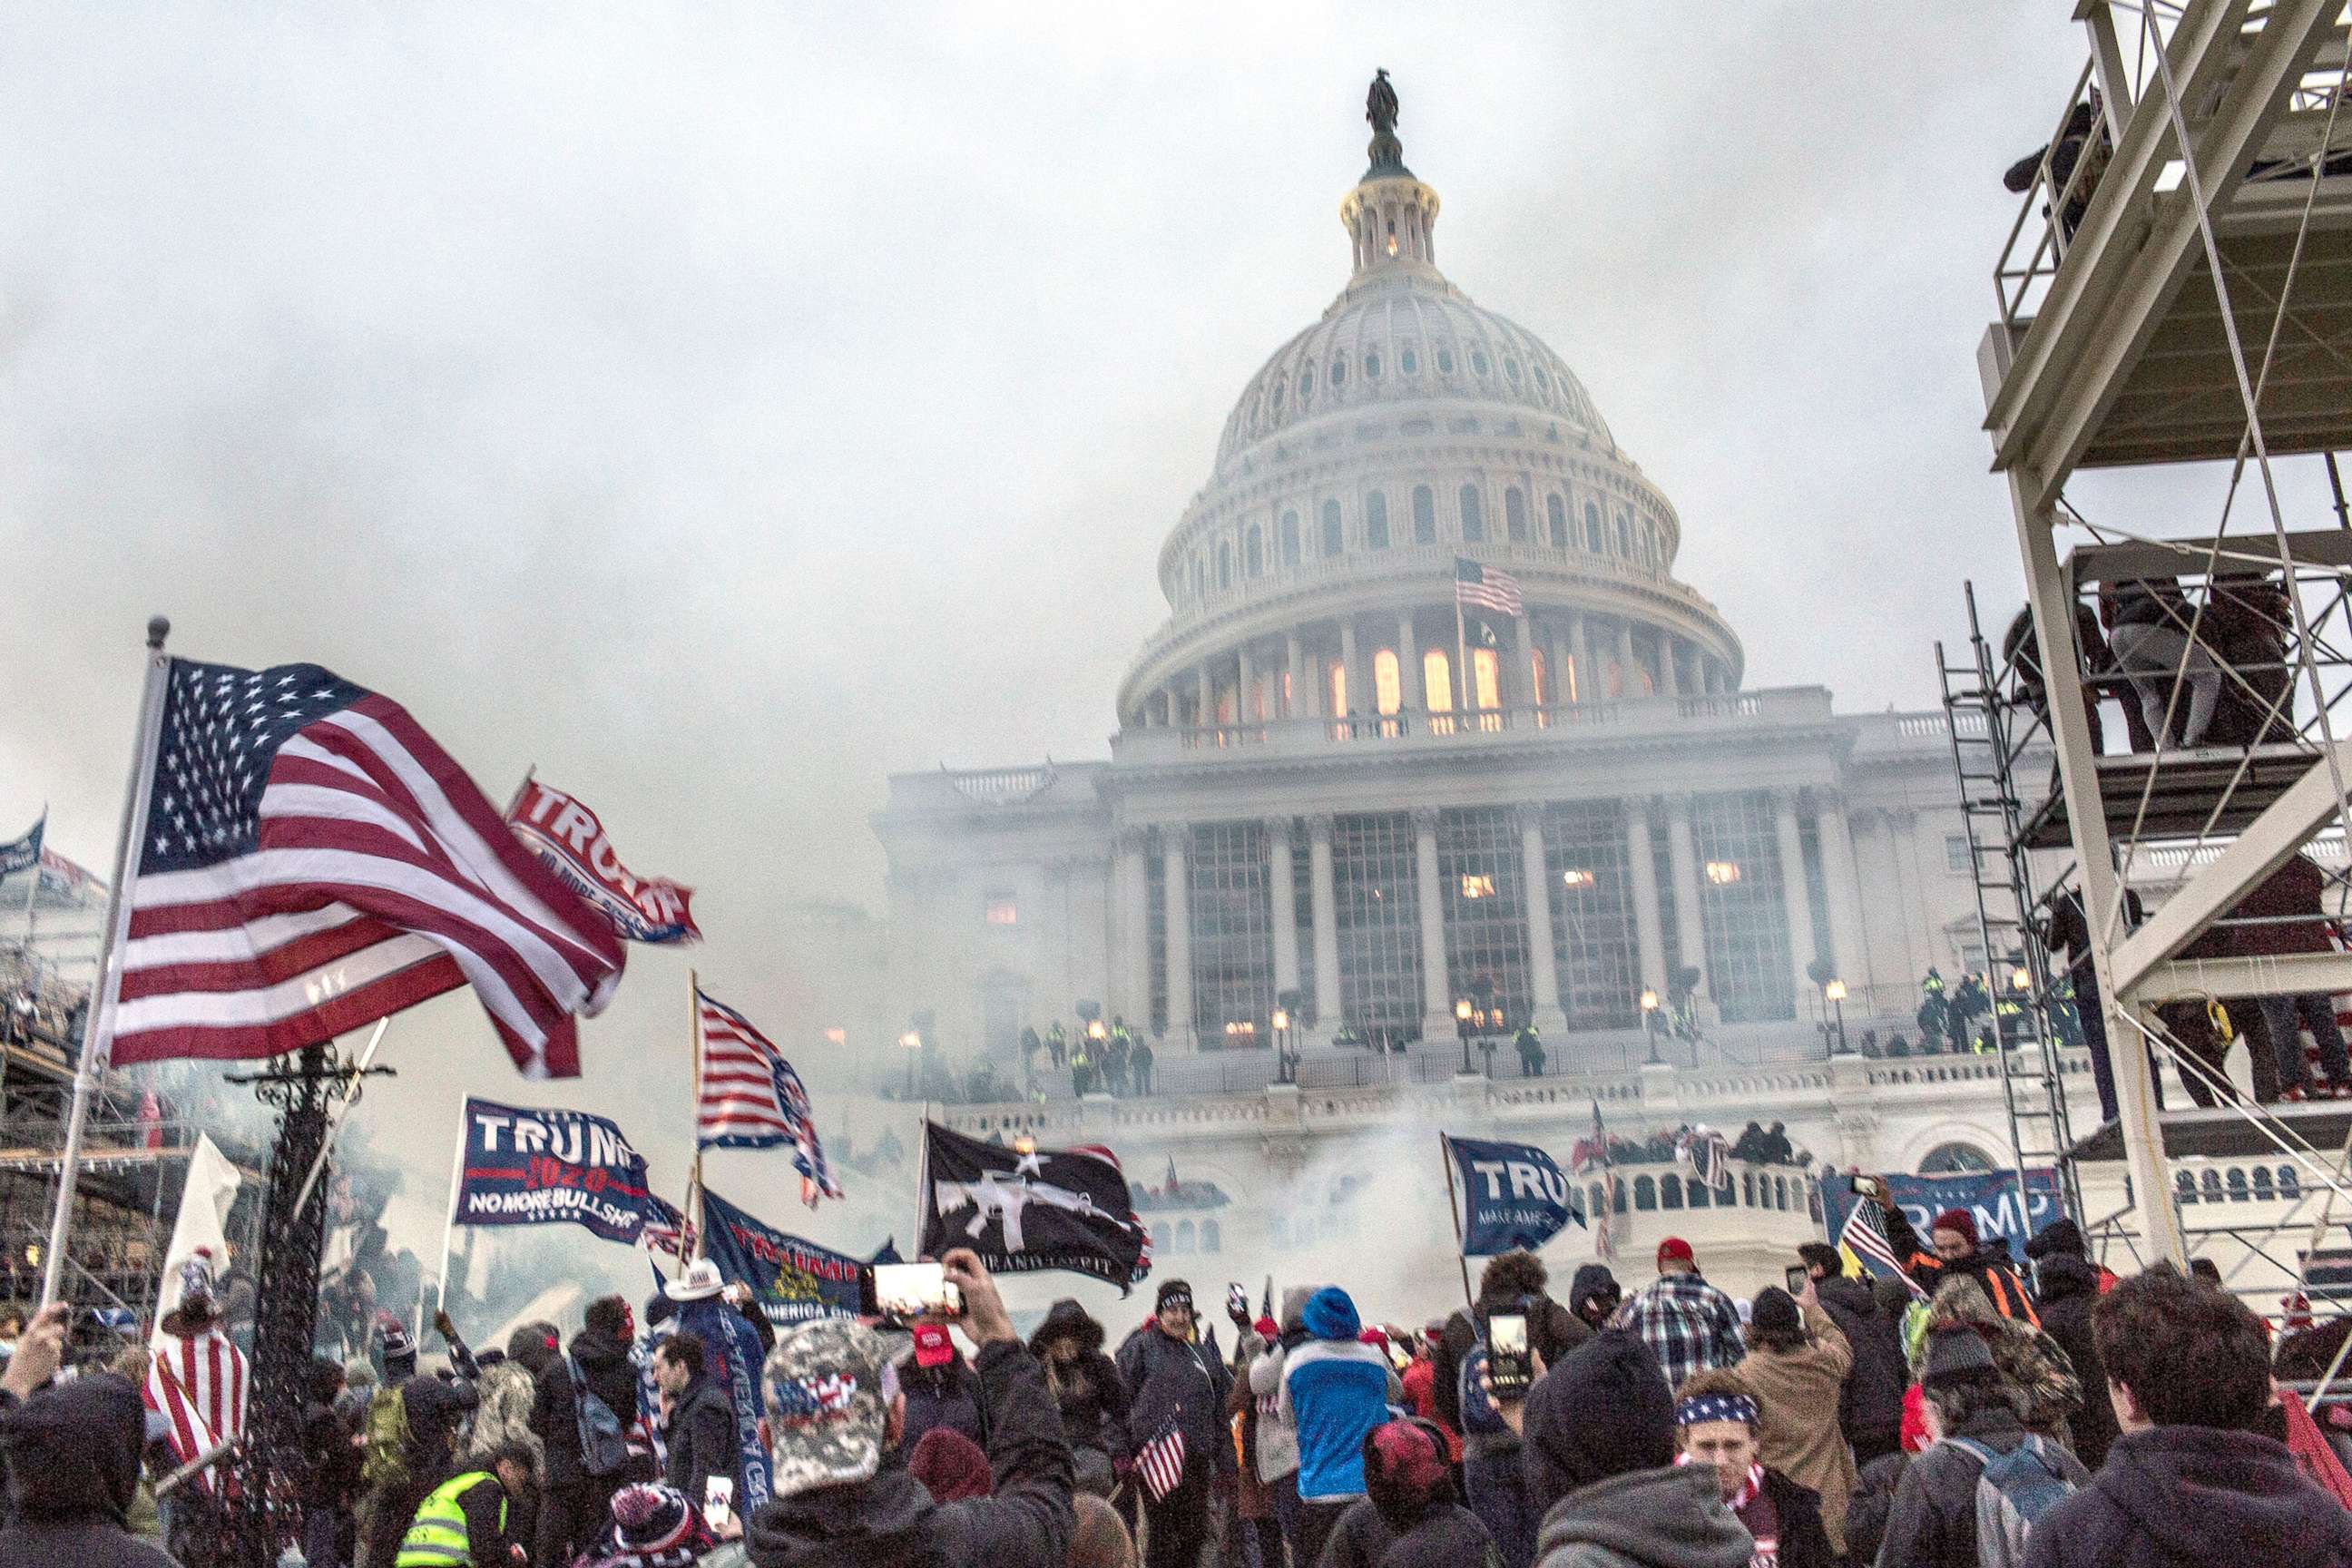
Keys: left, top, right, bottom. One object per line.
{"left": 1838, "top": 1194, "right": 1926, "bottom": 1295}
{"left": 1136, "top": 1419, "right": 1185, "bottom": 1503}
{"left": 1455, "top": 557, "right": 1524, "bottom": 618}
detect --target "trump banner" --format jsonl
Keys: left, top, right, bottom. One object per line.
{"left": 699, "top": 1188, "right": 863, "bottom": 1327}
{"left": 655, "top": 1276, "right": 777, "bottom": 1514}
{"left": 506, "top": 776, "right": 701, "bottom": 945}
{"left": 1445, "top": 1134, "right": 1585, "bottom": 1256}
{"left": 450, "top": 1097, "right": 655, "bottom": 1244}
{"left": 1819, "top": 1168, "right": 2064, "bottom": 1271}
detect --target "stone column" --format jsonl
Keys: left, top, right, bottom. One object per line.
{"left": 1616, "top": 622, "right": 1637, "bottom": 698}
{"left": 1308, "top": 815, "right": 1342, "bottom": 1035}
{"left": 1268, "top": 818, "right": 1301, "bottom": 1000}
{"left": 1517, "top": 805, "right": 1569, "bottom": 1036}
{"left": 1624, "top": 799, "right": 1670, "bottom": 996}
{"left": 1286, "top": 632, "right": 1306, "bottom": 720}
{"left": 1414, "top": 808, "right": 1455, "bottom": 1041}
{"left": 1774, "top": 790, "right": 1821, "bottom": 1014}
{"left": 1550, "top": 628, "right": 1573, "bottom": 710}
{"left": 1673, "top": 639, "right": 1697, "bottom": 698}
{"left": 1338, "top": 621, "right": 1361, "bottom": 731}
{"left": 1161, "top": 829, "right": 1194, "bottom": 1051}
{"left": 1238, "top": 644, "right": 1256, "bottom": 723}
{"left": 1575, "top": 615, "right": 1598, "bottom": 703}
{"left": 1665, "top": 795, "right": 1709, "bottom": 979}
{"left": 1194, "top": 665, "right": 1212, "bottom": 730}
{"left": 1514, "top": 617, "right": 1538, "bottom": 723}
{"left": 1398, "top": 613, "right": 1423, "bottom": 719}
{"left": 1117, "top": 828, "right": 1151, "bottom": 1024}
{"left": 1813, "top": 789, "right": 1872, "bottom": 1000}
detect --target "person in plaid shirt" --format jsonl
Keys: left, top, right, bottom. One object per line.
{"left": 1610, "top": 1237, "right": 1746, "bottom": 1395}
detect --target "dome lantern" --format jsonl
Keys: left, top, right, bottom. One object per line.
{"left": 1342, "top": 70, "right": 1440, "bottom": 283}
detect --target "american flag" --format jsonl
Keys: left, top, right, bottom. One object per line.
{"left": 1137, "top": 1419, "right": 1185, "bottom": 1502}
{"left": 1838, "top": 1195, "right": 1925, "bottom": 1294}
{"left": 1455, "top": 557, "right": 1524, "bottom": 618}
{"left": 697, "top": 988, "right": 843, "bottom": 1204}
{"left": 146, "top": 1328, "right": 248, "bottom": 1476}
{"left": 1570, "top": 1101, "right": 1617, "bottom": 1261}
{"left": 640, "top": 1191, "right": 698, "bottom": 1264}
{"left": 107, "top": 660, "right": 624, "bottom": 1078}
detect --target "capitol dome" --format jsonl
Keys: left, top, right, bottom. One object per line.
{"left": 1117, "top": 81, "right": 1741, "bottom": 735}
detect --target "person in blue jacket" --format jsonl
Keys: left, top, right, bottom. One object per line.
{"left": 1280, "top": 1285, "right": 1399, "bottom": 1566}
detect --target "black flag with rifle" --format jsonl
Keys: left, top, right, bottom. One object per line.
{"left": 918, "top": 1122, "right": 1151, "bottom": 1289}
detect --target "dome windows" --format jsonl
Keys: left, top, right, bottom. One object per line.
{"left": 1245, "top": 524, "right": 1264, "bottom": 578}
{"left": 1504, "top": 486, "right": 1529, "bottom": 542}
{"left": 1364, "top": 351, "right": 1381, "bottom": 380}
{"left": 1399, "top": 345, "right": 1418, "bottom": 376}
{"left": 1279, "top": 510, "right": 1301, "bottom": 567}
{"left": 1329, "top": 358, "right": 1347, "bottom": 389}
{"left": 1412, "top": 485, "right": 1436, "bottom": 544}
{"left": 1534, "top": 367, "right": 1552, "bottom": 394}
{"left": 1366, "top": 491, "right": 1390, "bottom": 549}
{"left": 1471, "top": 349, "right": 1491, "bottom": 377}
{"left": 1436, "top": 346, "right": 1456, "bottom": 376}
{"left": 1218, "top": 541, "right": 1233, "bottom": 588}
{"left": 1271, "top": 378, "right": 1287, "bottom": 411}
{"left": 1459, "top": 485, "right": 1485, "bottom": 543}
{"left": 1320, "top": 500, "right": 1344, "bottom": 556}
{"left": 1300, "top": 367, "right": 1315, "bottom": 403}
{"left": 1504, "top": 358, "right": 1522, "bottom": 386}
{"left": 1617, "top": 510, "right": 1633, "bottom": 557}
{"left": 1546, "top": 494, "right": 1568, "bottom": 548}
{"left": 1584, "top": 502, "right": 1604, "bottom": 554}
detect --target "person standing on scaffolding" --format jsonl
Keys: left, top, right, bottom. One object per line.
{"left": 2230, "top": 853, "right": 2352, "bottom": 1102}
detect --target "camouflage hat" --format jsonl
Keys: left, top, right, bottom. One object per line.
{"left": 763, "top": 1318, "right": 897, "bottom": 1495}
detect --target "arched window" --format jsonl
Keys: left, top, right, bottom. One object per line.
{"left": 1423, "top": 650, "right": 1454, "bottom": 718}
{"left": 1328, "top": 660, "right": 1348, "bottom": 719}
{"left": 1617, "top": 511, "right": 1633, "bottom": 556}
{"left": 1364, "top": 352, "right": 1381, "bottom": 380}
{"left": 1245, "top": 524, "right": 1263, "bottom": 577}
{"left": 1460, "top": 485, "right": 1485, "bottom": 542}
{"left": 1400, "top": 345, "right": 1418, "bottom": 375}
{"left": 1271, "top": 378, "right": 1286, "bottom": 411}
{"left": 1279, "top": 510, "right": 1301, "bottom": 566}
{"left": 1505, "top": 487, "right": 1530, "bottom": 542}
{"left": 1584, "top": 502, "right": 1604, "bottom": 553}
{"left": 1177, "top": 1219, "right": 1196, "bottom": 1250}
{"left": 1471, "top": 349, "right": 1491, "bottom": 377}
{"left": 1300, "top": 367, "right": 1315, "bottom": 403}
{"left": 1919, "top": 1143, "right": 1998, "bottom": 1174}
{"left": 1191, "top": 558, "right": 1206, "bottom": 600}
{"left": 1688, "top": 1175, "right": 1710, "bottom": 1210}
{"left": 1321, "top": 500, "right": 1344, "bottom": 557}
{"left": 2253, "top": 1166, "right": 2276, "bottom": 1200}
{"left": 1634, "top": 1175, "right": 1657, "bottom": 1211}
{"left": 1472, "top": 648, "right": 1502, "bottom": 710}
{"left": 1546, "top": 494, "right": 1568, "bottom": 547}
{"left": 1374, "top": 650, "right": 1402, "bottom": 716}
{"left": 1201, "top": 1219, "right": 1220, "bottom": 1253}
{"left": 1661, "top": 1173, "right": 1684, "bottom": 1210}
{"left": 1531, "top": 648, "right": 1549, "bottom": 709}
{"left": 2200, "top": 1169, "right": 2224, "bottom": 1202}
{"left": 1612, "top": 1178, "right": 1627, "bottom": 1214}
{"left": 1742, "top": 1172, "right": 1757, "bottom": 1207}
{"left": 1366, "top": 491, "right": 1390, "bottom": 550}
{"left": 2176, "top": 1170, "right": 2200, "bottom": 1207}
{"left": 1590, "top": 1183, "right": 1606, "bottom": 1220}
{"left": 1412, "top": 485, "right": 1437, "bottom": 544}
{"left": 1329, "top": 358, "right": 1347, "bottom": 388}
{"left": 2227, "top": 1168, "right": 2249, "bottom": 1203}
{"left": 1436, "top": 346, "right": 1456, "bottom": 376}
{"left": 1775, "top": 1176, "right": 1789, "bottom": 1210}
{"left": 1504, "top": 357, "right": 1522, "bottom": 385}
{"left": 1217, "top": 542, "right": 1232, "bottom": 588}
{"left": 2282, "top": 1164, "right": 2303, "bottom": 1199}
{"left": 1645, "top": 523, "right": 1661, "bottom": 566}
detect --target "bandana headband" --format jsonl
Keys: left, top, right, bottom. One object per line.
{"left": 1675, "top": 1393, "right": 1759, "bottom": 1427}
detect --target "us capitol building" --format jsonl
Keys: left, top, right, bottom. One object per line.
{"left": 864, "top": 81, "right": 2147, "bottom": 1302}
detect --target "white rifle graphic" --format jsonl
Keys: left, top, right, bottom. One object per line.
{"left": 932, "top": 1166, "right": 1110, "bottom": 1253}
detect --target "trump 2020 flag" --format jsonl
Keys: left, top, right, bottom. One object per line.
{"left": 920, "top": 1122, "right": 1150, "bottom": 1290}
{"left": 449, "top": 1097, "right": 655, "bottom": 1244}
{"left": 1446, "top": 1134, "right": 1584, "bottom": 1256}
{"left": 505, "top": 776, "right": 701, "bottom": 945}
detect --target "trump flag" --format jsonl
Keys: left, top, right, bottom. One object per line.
{"left": 1446, "top": 1134, "right": 1584, "bottom": 1256}
{"left": 506, "top": 776, "right": 701, "bottom": 945}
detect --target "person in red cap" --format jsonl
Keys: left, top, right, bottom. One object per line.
{"left": 1882, "top": 1200, "right": 2042, "bottom": 1325}
{"left": 1608, "top": 1238, "right": 1746, "bottom": 1398}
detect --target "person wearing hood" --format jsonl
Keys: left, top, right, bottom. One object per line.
{"left": 1730, "top": 1286, "right": 1853, "bottom": 1556}
{"left": 1281, "top": 1286, "right": 1398, "bottom": 1564}
{"left": 465, "top": 1319, "right": 557, "bottom": 1548}
{"left": 2024, "top": 1265, "right": 2352, "bottom": 1568}
{"left": 1250, "top": 1286, "right": 1317, "bottom": 1564}
{"left": 0, "top": 1368, "right": 178, "bottom": 1568}
{"left": 1316, "top": 1416, "right": 1498, "bottom": 1568}
{"left": 1877, "top": 1327, "right": 2088, "bottom": 1568}
{"left": 532, "top": 1294, "right": 644, "bottom": 1568}
{"left": 1227, "top": 1311, "right": 1284, "bottom": 1568}
{"left": 1030, "top": 1298, "right": 1131, "bottom": 1497}
{"left": 738, "top": 1248, "right": 1073, "bottom": 1568}
{"left": 1670, "top": 1370, "right": 1835, "bottom": 1568}
{"left": 1512, "top": 1324, "right": 1750, "bottom": 1568}
{"left": 1796, "top": 1244, "right": 1906, "bottom": 1467}
{"left": 1434, "top": 1252, "right": 1592, "bottom": 1568}
{"left": 2023, "top": 1220, "right": 2118, "bottom": 1471}
{"left": 1114, "top": 1279, "right": 1231, "bottom": 1568}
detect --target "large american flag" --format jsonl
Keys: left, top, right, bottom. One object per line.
{"left": 108, "top": 660, "right": 625, "bottom": 1078}
{"left": 1455, "top": 557, "right": 1524, "bottom": 618}
{"left": 145, "top": 1328, "right": 248, "bottom": 1476}
{"left": 697, "top": 987, "right": 843, "bottom": 1204}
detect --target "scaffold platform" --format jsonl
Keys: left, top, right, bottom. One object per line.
{"left": 2069, "top": 1101, "right": 2352, "bottom": 1161}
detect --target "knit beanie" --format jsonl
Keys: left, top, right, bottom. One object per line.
{"left": 908, "top": 1426, "right": 994, "bottom": 1502}
{"left": 1931, "top": 1209, "right": 1980, "bottom": 1247}
{"left": 1922, "top": 1326, "right": 1999, "bottom": 1389}
{"left": 1364, "top": 1417, "right": 1454, "bottom": 1528}
{"left": 1521, "top": 1328, "right": 1675, "bottom": 1514}
{"left": 2024, "top": 1218, "right": 2086, "bottom": 1261}
{"left": 1301, "top": 1286, "right": 1361, "bottom": 1341}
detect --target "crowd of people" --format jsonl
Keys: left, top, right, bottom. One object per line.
{"left": 0, "top": 1191, "right": 2346, "bottom": 1567}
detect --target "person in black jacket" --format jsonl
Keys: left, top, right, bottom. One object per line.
{"left": 1315, "top": 1416, "right": 1497, "bottom": 1568}
{"left": 1671, "top": 1367, "right": 1836, "bottom": 1568}
{"left": 1031, "top": 1298, "right": 1132, "bottom": 1495}
{"left": 741, "top": 1247, "right": 1073, "bottom": 1567}
{"left": 532, "top": 1294, "right": 642, "bottom": 1568}
{"left": 1796, "top": 1244, "right": 1906, "bottom": 1465}
{"left": 2023, "top": 1266, "right": 2352, "bottom": 1568}
{"left": 0, "top": 1367, "right": 178, "bottom": 1568}
{"left": 1432, "top": 1250, "right": 1592, "bottom": 1568}
{"left": 2023, "top": 1220, "right": 2119, "bottom": 1472}
{"left": 1878, "top": 1327, "right": 2088, "bottom": 1568}
{"left": 302, "top": 1354, "right": 365, "bottom": 1568}
{"left": 1114, "top": 1279, "right": 1233, "bottom": 1568}
{"left": 652, "top": 1331, "right": 735, "bottom": 1512}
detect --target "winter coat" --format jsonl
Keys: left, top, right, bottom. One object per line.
{"left": 1031, "top": 1301, "right": 1130, "bottom": 1467}
{"left": 741, "top": 1338, "right": 1072, "bottom": 1568}
{"left": 465, "top": 1359, "right": 543, "bottom": 1480}
{"left": 1812, "top": 1274, "right": 1906, "bottom": 1452}
{"left": 0, "top": 1374, "right": 181, "bottom": 1568}
{"left": 1748, "top": 1469, "right": 1836, "bottom": 1568}
{"left": 1876, "top": 1403, "right": 2091, "bottom": 1568}
{"left": 1841, "top": 1450, "right": 1906, "bottom": 1566}
{"left": 900, "top": 1362, "right": 985, "bottom": 1453}
{"left": 533, "top": 1327, "right": 640, "bottom": 1489}
{"left": 1250, "top": 1287, "right": 1317, "bottom": 1484}
{"left": 2021, "top": 1424, "right": 2352, "bottom": 1568}
{"left": 1434, "top": 1290, "right": 1590, "bottom": 1461}
{"left": 300, "top": 1396, "right": 363, "bottom": 1512}
{"left": 1735, "top": 1304, "right": 1856, "bottom": 1553}
{"left": 2028, "top": 1253, "right": 2117, "bottom": 1471}
{"left": 1913, "top": 1278, "right": 2079, "bottom": 1444}
{"left": 1283, "top": 1334, "right": 1395, "bottom": 1503}
{"left": 1116, "top": 1324, "right": 1232, "bottom": 1480}
{"left": 1532, "top": 1465, "right": 1752, "bottom": 1568}
{"left": 663, "top": 1375, "right": 739, "bottom": 1508}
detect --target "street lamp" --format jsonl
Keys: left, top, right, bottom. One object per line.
{"left": 1455, "top": 997, "right": 1475, "bottom": 1074}
{"left": 1271, "top": 1008, "right": 1292, "bottom": 1083}
{"left": 1823, "top": 979, "right": 1848, "bottom": 1056}
{"left": 898, "top": 1029, "right": 922, "bottom": 1099}
{"left": 1640, "top": 988, "right": 1661, "bottom": 1065}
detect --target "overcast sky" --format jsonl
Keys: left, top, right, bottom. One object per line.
{"left": 4, "top": 5, "right": 2138, "bottom": 1266}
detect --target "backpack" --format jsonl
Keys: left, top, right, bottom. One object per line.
{"left": 359, "top": 1386, "right": 412, "bottom": 1490}
{"left": 567, "top": 1355, "right": 632, "bottom": 1478}
{"left": 1945, "top": 1435, "right": 2077, "bottom": 1568}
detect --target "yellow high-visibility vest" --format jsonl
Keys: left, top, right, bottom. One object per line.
{"left": 396, "top": 1470, "right": 505, "bottom": 1568}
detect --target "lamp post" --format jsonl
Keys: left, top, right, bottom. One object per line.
{"left": 1272, "top": 1008, "right": 1292, "bottom": 1084}
{"left": 898, "top": 1029, "right": 922, "bottom": 1099}
{"left": 1640, "top": 988, "right": 1661, "bottom": 1066}
{"left": 1455, "top": 997, "right": 1475, "bottom": 1075}
{"left": 1823, "top": 979, "right": 1848, "bottom": 1056}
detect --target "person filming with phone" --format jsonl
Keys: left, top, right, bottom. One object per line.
{"left": 733, "top": 1247, "right": 1073, "bottom": 1567}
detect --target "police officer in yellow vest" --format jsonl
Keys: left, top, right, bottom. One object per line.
{"left": 397, "top": 1443, "right": 533, "bottom": 1568}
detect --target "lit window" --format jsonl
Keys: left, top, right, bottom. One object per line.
{"left": 985, "top": 894, "right": 1018, "bottom": 925}
{"left": 1704, "top": 860, "right": 1742, "bottom": 886}
{"left": 1366, "top": 491, "right": 1389, "bottom": 549}
{"left": 824, "top": 1026, "right": 847, "bottom": 1044}
{"left": 1505, "top": 487, "right": 1530, "bottom": 542}
{"left": 1546, "top": 494, "right": 1568, "bottom": 547}
{"left": 1329, "top": 661, "right": 1348, "bottom": 717}
{"left": 1459, "top": 485, "right": 1485, "bottom": 542}
{"left": 1321, "top": 500, "right": 1343, "bottom": 556}
{"left": 1374, "top": 649, "right": 1401, "bottom": 715}
{"left": 1459, "top": 873, "right": 1496, "bottom": 899}
{"left": 1532, "top": 648, "right": 1549, "bottom": 708}
{"left": 1473, "top": 648, "right": 1502, "bottom": 710}
{"left": 1412, "top": 485, "right": 1436, "bottom": 544}
{"left": 1560, "top": 868, "right": 1596, "bottom": 888}
{"left": 1424, "top": 650, "right": 1454, "bottom": 712}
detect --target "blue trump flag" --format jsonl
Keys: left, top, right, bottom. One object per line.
{"left": 1446, "top": 1134, "right": 1585, "bottom": 1256}
{"left": 450, "top": 1097, "right": 653, "bottom": 1244}
{"left": 652, "top": 1268, "right": 776, "bottom": 1514}
{"left": 699, "top": 1187, "right": 864, "bottom": 1328}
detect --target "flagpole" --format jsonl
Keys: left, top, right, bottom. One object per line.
{"left": 19, "top": 808, "right": 42, "bottom": 940}
{"left": 1438, "top": 1133, "right": 1474, "bottom": 1310}
{"left": 912, "top": 1114, "right": 931, "bottom": 1262}
{"left": 41, "top": 617, "right": 171, "bottom": 1309}
{"left": 1454, "top": 589, "right": 1470, "bottom": 720}
{"left": 433, "top": 1099, "right": 467, "bottom": 1317}
{"left": 688, "top": 968, "right": 706, "bottom": 1259}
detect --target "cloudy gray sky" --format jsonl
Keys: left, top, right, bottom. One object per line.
{"left": 4, "top": 5, "right": 2132, "bottom": 1265}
